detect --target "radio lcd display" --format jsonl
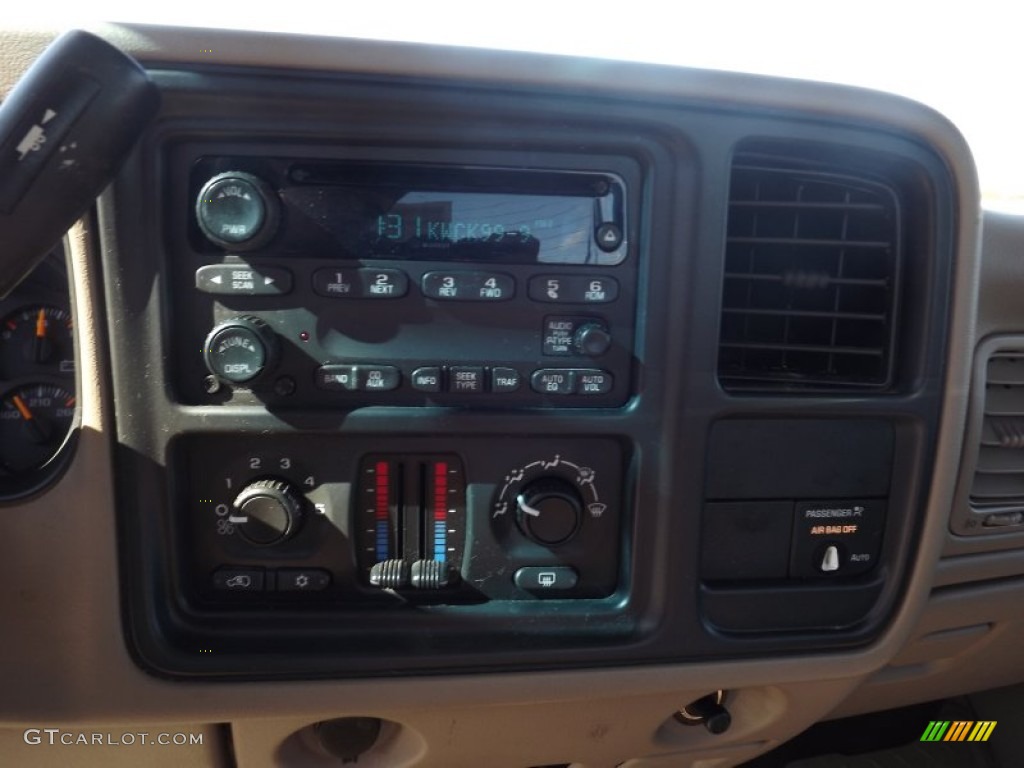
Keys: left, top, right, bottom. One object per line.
{"left": 194, "top": 160, "right": 628, "bottom": 266}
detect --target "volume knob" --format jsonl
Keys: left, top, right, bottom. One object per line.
{"left": 231, "top": 478, "right": 304, "bottom": 546}
{"left": 195, "top": 171, "right": 279, "bottom": 251}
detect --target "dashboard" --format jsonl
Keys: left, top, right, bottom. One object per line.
{"left": 5, "top": 21, "right": 1024, "bottom": 768}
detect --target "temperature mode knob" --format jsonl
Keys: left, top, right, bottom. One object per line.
{"left": 516, "top": 478, "right": 583, "bottom": 546}
{"left": 203, "top": 315, "right": 278, "bottom": 384}
{"left": 231, "top": 478, "right": 304, "bottom": 546}
{"left": 195, "top": 171, "right": 279, "bottom": 250}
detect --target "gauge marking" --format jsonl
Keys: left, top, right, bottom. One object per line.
{"left": 0, "top": 383, "right": 75, "bottom": 477}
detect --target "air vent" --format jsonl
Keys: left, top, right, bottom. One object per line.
{"left": 970, "top": 352, "right": 1024, "bottom": 511}
{"left": 718, "top": 160, "right": 902, "bottom": 391}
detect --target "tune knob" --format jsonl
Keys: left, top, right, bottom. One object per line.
{"left": 203, "top": 315, "right": 278, "bottom": 384}
{"left": 573, "top": 322, "right": 612, "bottom": 356}
{"left": 231, "top": 478, "right": 304, "bottom": 546}
{"left": 196, "top": 171, "right": 280, "bottom": 250}
{"left": 516, "top": 478, "right": 583, "bottom": 546}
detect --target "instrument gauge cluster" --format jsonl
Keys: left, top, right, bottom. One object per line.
{"left": 0, "top": 245, "right": 77, "bottom": 500}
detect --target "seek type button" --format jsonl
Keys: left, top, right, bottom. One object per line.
{"left": 448, "top": 367, "right": 484, "bottom": 393}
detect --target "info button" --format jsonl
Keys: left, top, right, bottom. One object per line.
{"left": 411, "top": 366, "right": 442, "bottom": 392}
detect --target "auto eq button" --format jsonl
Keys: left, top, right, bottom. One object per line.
{"left": 531, "top": 369, "right": 575, "bottom": 395}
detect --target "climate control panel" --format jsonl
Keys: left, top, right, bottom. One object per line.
{"left": 177, "top": 434, "right": 625, "bottom": 606}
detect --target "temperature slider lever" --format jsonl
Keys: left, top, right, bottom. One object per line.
{"left": 0, "top": 30, "right": 159, "bottom": 297}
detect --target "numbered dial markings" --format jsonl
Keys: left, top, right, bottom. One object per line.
{"left": 0, "top": 383, "right": 75, "bottom": 475}
{"left": 0, "top": 306, "right": 74, "bottom": 379}
{"left": 211, "top": 455, "right": 318, "bottom": 540}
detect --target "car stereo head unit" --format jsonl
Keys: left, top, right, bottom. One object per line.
{"left": 173, "top": 149, "right": 640, "bottom": 409}
{"left": 193, "top": 160, "right": 628, "bottom": 266}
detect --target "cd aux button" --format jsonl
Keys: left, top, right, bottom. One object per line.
{"left": 356, "top": 365, "right": 401, "bottom": 391}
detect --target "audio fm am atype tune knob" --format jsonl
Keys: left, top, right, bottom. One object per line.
{"left": 231, "top": 478, "right": 305, "bottom": 546}
{"left": 203, "top": 315, "right": 279, "bottom": 384}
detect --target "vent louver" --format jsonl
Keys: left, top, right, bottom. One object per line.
{"left": 718, "top": 160, "right": 902, "bottom": 391}
{"left": 970, "top": 353, "right": 1024, "bottom": 510}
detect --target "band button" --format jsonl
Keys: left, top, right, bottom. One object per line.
{"left": 315, "top": 364, "right": 358, "bottom": 391}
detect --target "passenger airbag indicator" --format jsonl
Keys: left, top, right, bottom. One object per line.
{"left": 790, "top": 500, "right": 885, "bottom": 578}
